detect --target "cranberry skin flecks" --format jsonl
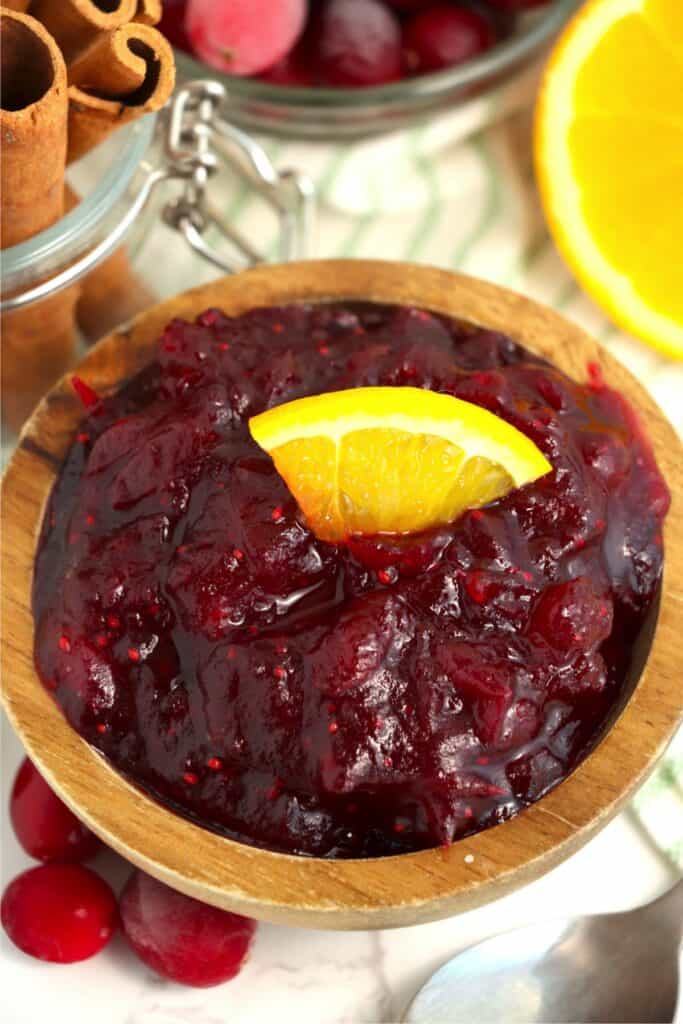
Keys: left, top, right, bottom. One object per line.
{"left": 10, "top": 757, "right": 101, "bottom": 863}
{"left": 120, "top": 870, "right": 256, "bottom": 987}
{"left": 1, "top": 864, "right": 117, "bottom": 963}
{"left": 33, "top": 301, "right": 669, "bottom": 858}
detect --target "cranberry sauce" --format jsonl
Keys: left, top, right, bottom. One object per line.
{"left": 33, "top": 303, "right": 669, "bottom": 858}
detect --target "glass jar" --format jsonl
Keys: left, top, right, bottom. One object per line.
{"left": 173, "top": 0, "right": 582, "bottom": 140}
{"left": 1, "top": 117, "right": 154, "bottom": 436}
{"left": 1, "top": 83, "right": 313, "bottom": 441}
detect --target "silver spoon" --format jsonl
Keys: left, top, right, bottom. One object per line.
{"left": 404, "top": 877, "right": 683, "bottom": 1023}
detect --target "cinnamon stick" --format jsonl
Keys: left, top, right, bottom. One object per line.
{"left": 134, "top": 0, "right": 162, "bottom": 25}
{"left": 1, "top": 8, "right": 67, "bottom": 247}
{"left": 2, "top": 291, "right": 81, "bottom": 433}
{"left": 64, "top": 185, "right": 155, "bottom": 343}
{"left": 1, "top": 8, "right": 79, "bottom": 433}
{"left": 66, "top": 21, "right": 175, "bottom": 163}
{"left": 29, "top": 0, "right": 137, "bottom": 63}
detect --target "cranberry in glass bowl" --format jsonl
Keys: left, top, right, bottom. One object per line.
{"left": 166, "top": 0, "right": 581, "bottom": 139}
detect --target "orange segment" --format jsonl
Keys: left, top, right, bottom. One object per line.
{"left": 249, "top": 387, "right": 552, "bottom": 542}
{"left": 535, "top": 0, "right": 683, "bottom": 359}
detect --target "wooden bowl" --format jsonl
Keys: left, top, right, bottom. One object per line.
{"left": 2, "top": 261, "right": 682, "bottom": 930}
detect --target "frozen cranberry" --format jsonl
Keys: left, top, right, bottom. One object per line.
{"left": 313, "top": 0, "right": 403, "bottom": 86}
{"left": 120, "top": 870, "right": 256, "bottom": 987}
{"left": 1, "top": 864, "right": 117, "bottom": 963}
{"left": 402, "top": 4, "right": 496, "bottom": 74}
{"left": 10, "top": 757, "right": 101, "bottom": 863}
{"left": 186, "top": 0, "right": 307, "bottom": 76}
{"left": 158, "top": 0, "right": 191, "bottom": 51}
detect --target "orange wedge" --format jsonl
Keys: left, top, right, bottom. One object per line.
{"left": 249, "top": 387, "right": 552, "bottom": 542}
{"left": 535, "top": 0, "right": 683, "bottom": 359}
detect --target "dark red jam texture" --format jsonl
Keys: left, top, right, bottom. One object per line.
{"left": 33, "top": 303, "right": 669, "bottom": 858}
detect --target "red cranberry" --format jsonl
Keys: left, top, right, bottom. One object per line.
{"left": 10, "top": 757, "right": 101, "bottom": 863}
{"left": 158, "top": 0, "right": 191, "bottom": 51}
{"left": 1, "top": 864, "right": 117, "bottom": 963}
{"left": 402, "top": 4, "right": 496, "bottom": 74}
{"left": 312, "top": 0, "right": 403, "bottom": 86}
{"left": 120, "top": 870, "right": 256, "bottom": 987}
{"left": 186, "top": 0, "right": 307, "bottom": 76}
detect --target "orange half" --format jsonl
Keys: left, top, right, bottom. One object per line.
{"left": 535, "top": 0, "right": 683, "bottom": 359}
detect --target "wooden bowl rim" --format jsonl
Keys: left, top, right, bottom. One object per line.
{"left": 2, "top": 260, "right": 682, "bottom": 930}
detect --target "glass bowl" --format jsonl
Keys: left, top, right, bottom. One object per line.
{"left": 174, "top": 0, "right": 582, "bottom": 140}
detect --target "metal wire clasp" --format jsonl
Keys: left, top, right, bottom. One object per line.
{"left": 162, "top": 80, "right": 314, "bottom": 273}
{"left": 0, "top": 80, "right": 315, "bottom": 312}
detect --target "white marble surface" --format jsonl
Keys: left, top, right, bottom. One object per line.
{"left": 2, "top": 710, "right": 681, "bottom": 1024}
